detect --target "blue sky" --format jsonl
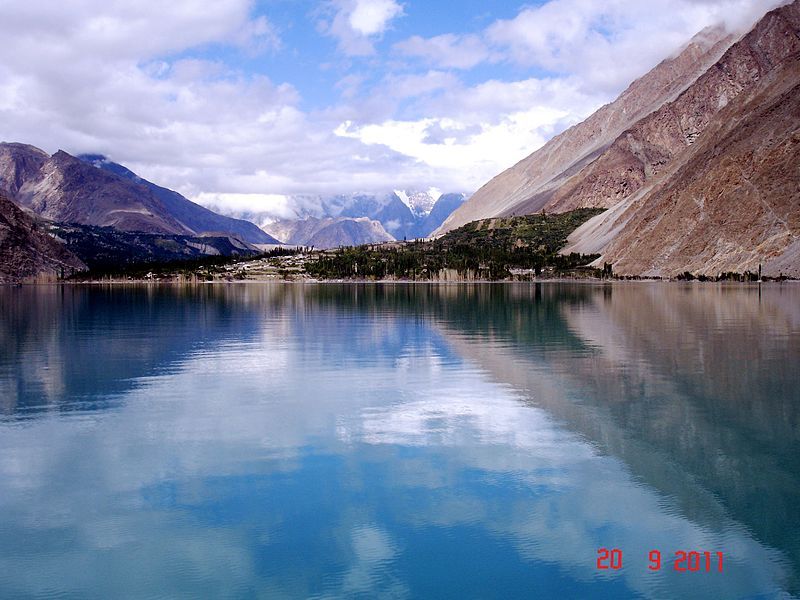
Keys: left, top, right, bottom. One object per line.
{"left": 173, "top": 0, "right": 546, "bottom": 112}
{"left": 0, "top": 0, "right": 784, "bottom": 217}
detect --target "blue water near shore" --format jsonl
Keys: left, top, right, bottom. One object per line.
{"left": 0, "top": 283, "right": 798, "bottom": 599}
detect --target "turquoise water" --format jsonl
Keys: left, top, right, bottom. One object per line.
{"left": 0, "top": 283, "right": 798, "bottom": 599}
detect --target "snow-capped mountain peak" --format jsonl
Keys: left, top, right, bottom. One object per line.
{"left": 393, "top": 188, "right": 441, "bottom": 218}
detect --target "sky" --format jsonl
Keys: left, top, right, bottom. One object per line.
{"left": 0, "top": 0, "right": 786, "bottom": 213}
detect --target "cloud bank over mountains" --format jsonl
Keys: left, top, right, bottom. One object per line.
{"left": 0, "top": 0, "right": 786, "bottom": 213}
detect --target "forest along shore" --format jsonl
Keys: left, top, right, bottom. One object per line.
{"left": 58, "top": 209, "right": 794, "bottom": 284}
{"left": 62, "top": 210, "right": 604, "bottom": 283}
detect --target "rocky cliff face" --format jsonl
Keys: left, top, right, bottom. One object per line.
{"left": 0, "top": 143, "right": 49, "bottom": 197}
{"left": 436, "top": 1, "right": 800, "bottom": 277}
{"left": 566, "top": 54, "right": 800, "bottom": 277}
{"left": 564, "top": 2, "right": 800, "bottom": 277}
{"left": 78, "top": 155, "right": 278, "bottom": 244}
{"left": 1, "top": 146, "right": 189, "bottom": 235}
{"left": 417, "top": 193, "right": 467, "bottom": 238}
{"left": 0, "top": 192, "right": 85, "bottom": 283}
{"left": 543, "top": 1, "right": 800, "bottom": 215}
{"left": 435, "top": 25, "right": 737, "bottom": 234}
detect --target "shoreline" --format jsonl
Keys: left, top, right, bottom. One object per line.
{"left": 4, "top": 277, "right": 798, "bottom": 287}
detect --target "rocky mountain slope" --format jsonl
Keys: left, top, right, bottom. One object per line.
{"left": 48, "top": 223, "right": 259, "bottom": 270}
{"left": 435, "top": 25, "right": 737, "bottom": 233}
{"left": 78, "top": 155, "right": 276, "bottom": 244}
{"left": 394, "top": 189, "right": 439, "bottom": 218}
{"left": 417, "top": 193, "right": 468, "bottom": 238}
{"left": 546, "top": 1, "right": 800, "bottom": 215}
{"left": 564, "top": 1, "right": 800, "bottom": 277}
{"left": 263, "top": 216, "right": 394, "bottom": 249}
{"left": 0, "top": 192, "right": 85, "bottom": 283}
{"left": 0, "top": 143, "right": 278, "bottom": 244}
{"left": 319, "top": 188, "right": 463, "bottom": 239}
{"left": 435, "top": 1, "right": 800, "bottom": 277}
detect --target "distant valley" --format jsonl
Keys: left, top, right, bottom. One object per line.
{"left": 0, "top": 142, "right": 469, "bottom": 281}
{"left": 207, "top": 190, "right": 468, "bottom": 249}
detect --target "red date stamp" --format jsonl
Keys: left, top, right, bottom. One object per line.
{"left": 597, "top": 548, "right": 724, "bottom": 572}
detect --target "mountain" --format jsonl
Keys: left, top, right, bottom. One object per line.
{"left": 48, "top": 222, "right": 259, "bottom": 271}
{"left": 0, "top": 143, "right": 279, "bottom": 244}
{"left": 382, "top": 191, "right": 468, "bottom": 239}
{"left": 435, "top": 25, "right": 736, "bottom": 234}
{"left": 394, "top": 189, "right": 440, "bottom": 218}
{"left": 78, "top": 155, "right": 277, "bottom": 244}
{"left": 417, "top": 193, "right": 468, "bottom": 238}
{"left": 435, "top": 1, "right": 800, "bottom": 277}
{"left": 208, "top": 190, "right": 467, "bottom": 244}
{"left": 565, "top": 3, "right": 800, "bottom": 277}
{"left": 0, "top": 191, "right": 85, "bottom": 283}
{"left": 263, "top": 216, "right": 394, "bottom": 249}
{"left": 0, "top": 144, "right": 187, "bottom": 234}
{"left": 329, "top": 189, "right": 465, "bottom": 239}
{"left": 368, "top": 194, "right": 420, "bottom": 240}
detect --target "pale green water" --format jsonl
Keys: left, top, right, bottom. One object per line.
{"left": 0, "top": 283, "right": 798, "bottom": 599}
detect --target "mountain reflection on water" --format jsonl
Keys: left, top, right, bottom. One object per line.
{"left": 0, "top": 283, "right": 797, "bottom": 599}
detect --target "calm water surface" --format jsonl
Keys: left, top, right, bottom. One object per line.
{"left": 0, "top": 283, "right": 798, "bottom": 599}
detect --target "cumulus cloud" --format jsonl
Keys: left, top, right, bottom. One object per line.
{"left": 319, "top": 0, "right": 404, "bottom": 56}
{"left": 234, "top": 15, "right": 282, "bottom": 56}
{"left": 335, "top": 101, "right": 575, "bottom": 190}
{"left": 484, "top": 0, "right": 788, "bottom": 93}
{"left": 1, "top": 0, "right": 259, "bottom": 61}
{"left": 0, "top": 0, "right": 419, "bottom": 200}
{"left": 395, "top": 0, "right": 787, "bottom": 93}
{"left": 349, "top": 0, "right": 403, "bottom": 35}
{"left": 331, "top": 73, "right": 604, "bottom": 190}
{"left": 193, "top": 193, "right": 303, "bottom": 222}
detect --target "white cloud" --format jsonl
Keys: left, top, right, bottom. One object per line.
{"left": 1, "top": 0, "right": 259, "bottom": 61}
{"left": 485, "top": 0, "right": 787, "bottom": 92}
{"left": 395, "top": 33, "right": 492, "bottom": 70}
{"left": 0, "top": 1, "right": 421, "bottom": 201}
{"left": 349, "top": 0, "right": 403, "bottom": 35}
{"left": 320, "top": 0, "right": 404, "bottom": 56}
{"left": 334, "top": 102, "right": 575, "bottom": 191}
{"left": 393, "top": 0, "right": 786, "bottom": 94}
{"left": 330, "top": 74, "right": 605, "bottom": 190}
{"left": 234, "top": 15, "right": 282, "bottom": 56}
{"left": 381, "top": 70, "right": 460, "bottom": 100}
{"left": 193, "top": 193, "right": 298, "bottom": 221}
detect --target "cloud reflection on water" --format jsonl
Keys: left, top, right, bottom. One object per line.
{"left": 0, "top": 283, "right": 797, "bottom": 598}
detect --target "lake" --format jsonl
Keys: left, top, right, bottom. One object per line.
{"left": 0, "top": 283, "right": 798, "bottom": 599}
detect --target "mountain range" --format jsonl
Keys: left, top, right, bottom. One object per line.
{"left": 0, "top": 141, "right": 468, "bottom": 279}
{"left": 210, "top": 190, "right": 468, "bottom": 246}
{"left": 263, "top": 216, "right": 395, "bottom": 249}
{"left": 0, "top": 143, "right": 278, "bottom": 244}
{"left": 437, "top": 1, "right": 800, "bottom": 278}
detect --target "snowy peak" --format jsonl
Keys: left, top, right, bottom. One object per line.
{"left": 202, "top": 188, "right": 467, "bottom": 243}
{"left": 393, "top": 188, "right": 442, "bottom": 218}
